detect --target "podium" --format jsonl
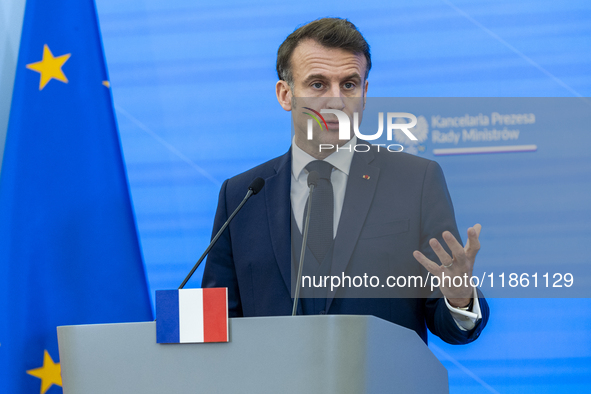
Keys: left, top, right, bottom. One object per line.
{"left": 57, "top": 315, "right": 448, "bottom": 393}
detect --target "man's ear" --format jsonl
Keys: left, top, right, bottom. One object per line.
{"left": 276, "top": 80, "right": 292, "bottom": 111}
{"left": 363, "top": 79, "right": 368, "bottom": 109}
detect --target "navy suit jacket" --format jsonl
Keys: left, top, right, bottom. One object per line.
{"left": 202, "top": 145, "right": 489, "bottom": 344}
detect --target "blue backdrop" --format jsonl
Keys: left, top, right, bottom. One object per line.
{"left": 94, "top": 0, "right": 591, "bottom": 392}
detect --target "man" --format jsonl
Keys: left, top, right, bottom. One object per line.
{"left": 202, "top": 18, "right": 489, "bottom": 344}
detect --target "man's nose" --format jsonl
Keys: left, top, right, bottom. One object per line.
{"left": 324, "top": 86, "right": 345, "bottom": 110}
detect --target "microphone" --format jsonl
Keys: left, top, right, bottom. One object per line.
{"left": 292, "top": 170, "right": 319, "bottom": 315}
{"left": 178, "top": 177, "right": 265, "bottom": 289}
{"left": 248, "top": 176, "right": 265, "bottom": 195}
{"left": 307, "top": 171, "right": 320, "bottom": 189}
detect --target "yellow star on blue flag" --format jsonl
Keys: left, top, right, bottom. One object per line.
{"left": 26, "top": 44, "right": 71, "bottom": 90}
{"left": 26, "top": 350, "right": 62, "bottom": 394}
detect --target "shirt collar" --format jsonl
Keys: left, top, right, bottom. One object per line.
{"left": 291, "top": 136, "right": 357, "bottom": 180}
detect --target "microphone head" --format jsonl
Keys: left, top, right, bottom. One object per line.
{"left": 307, "top": 171, "right": 320, "bottom": 187}
{"left": 248, "top": 177, "right": 265, "bottom": 195}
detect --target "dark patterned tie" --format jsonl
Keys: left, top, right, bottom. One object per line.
{"left": 303, "top": 160, "right": 334, "bottom": 262}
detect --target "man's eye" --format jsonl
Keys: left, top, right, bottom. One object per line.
{"left": 312, "top": 82, "right": 323, "bottom": 89}
{"left": 344, "top": 82, "right": 355, "bottom": 89}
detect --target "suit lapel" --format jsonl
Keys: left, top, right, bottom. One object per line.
{"left": 326, "top": 149, "right": 379, "bottom": 311}
{"left": 265, "top": 150, "right": 292, "bottom": 294}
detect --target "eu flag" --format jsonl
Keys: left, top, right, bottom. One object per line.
{"left": 0, "top": 1, "right": 153, "bottom": 393}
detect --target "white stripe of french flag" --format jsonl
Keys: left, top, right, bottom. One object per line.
{"left": 156, "top": 288, "right": 229, "bottom": 343}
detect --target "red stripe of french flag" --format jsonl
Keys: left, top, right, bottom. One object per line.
{"left": 202, "top": 287, "right": 228, "bottom": 342}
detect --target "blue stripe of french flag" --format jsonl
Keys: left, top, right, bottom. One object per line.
{"left": 156, "top": 288, "right": 229, "bottom": 343}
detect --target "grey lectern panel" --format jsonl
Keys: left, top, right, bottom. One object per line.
{"left": 58, "top": 315, "right": 448, "bottom": 394}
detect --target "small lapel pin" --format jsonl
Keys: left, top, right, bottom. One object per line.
{"left": 362, "top": 175, "right": 370, "bottom": 180}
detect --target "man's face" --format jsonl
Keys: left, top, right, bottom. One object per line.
{"left": 276, "top": 39, "right": 368, "bottom": 158}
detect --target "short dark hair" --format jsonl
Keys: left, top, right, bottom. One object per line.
{"left": 276, "top": 18, "right": 372, "bottom": 85}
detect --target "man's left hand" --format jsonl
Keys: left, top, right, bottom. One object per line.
{"left": 413, "top": 224, "right": 482, "bottom": 308}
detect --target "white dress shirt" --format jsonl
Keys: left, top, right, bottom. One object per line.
{"left": 290, "top": 136, "right": 481, "bottom": 330}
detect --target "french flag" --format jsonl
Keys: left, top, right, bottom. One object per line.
{"left": 156, "top": 288, "right": 229, "bottom": 343}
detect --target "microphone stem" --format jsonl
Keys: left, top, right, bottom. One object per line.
{"left": 178, "top": 189, "right": 254, "bottom": 289}
{"left": 292, "top": 184, "right": 315, "bottom": 316}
